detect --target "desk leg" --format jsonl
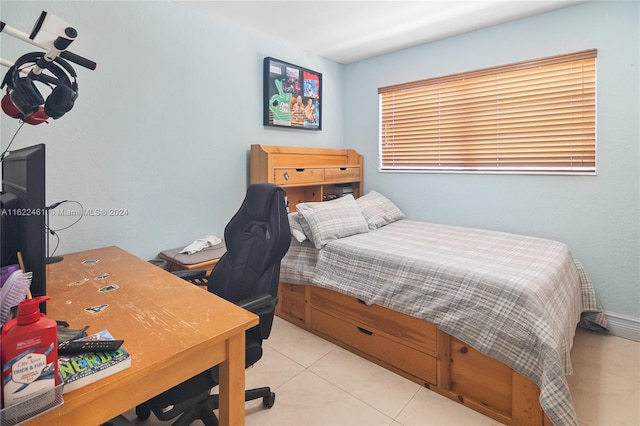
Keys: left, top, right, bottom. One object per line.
{"left": 218, "top": 332, "right": 246, "bottom": 426}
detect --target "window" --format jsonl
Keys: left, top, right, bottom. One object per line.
{"left": 379, "top": 50, "right": 596, "bottom": 174}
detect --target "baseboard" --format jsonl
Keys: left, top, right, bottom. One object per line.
{"left": 605, "top": 312, "right": 640, "bottom": 342}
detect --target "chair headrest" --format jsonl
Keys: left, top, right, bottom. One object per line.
{"left": 245, "top": 184, "right": 282, "bottom": 222}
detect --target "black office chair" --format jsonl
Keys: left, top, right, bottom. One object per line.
{"left": 136, "top": 183, "right": 291, "bottom": 426}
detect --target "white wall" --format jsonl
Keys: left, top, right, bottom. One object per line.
{"left": 343, "top": 1, "right": 639, "bottom": 324}
{"left": 1, "top": 1, "right": 344, "bottom": 260}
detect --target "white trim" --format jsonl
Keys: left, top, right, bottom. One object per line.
{"left": 604, "top": 312, "right": 640, "bottom": 342}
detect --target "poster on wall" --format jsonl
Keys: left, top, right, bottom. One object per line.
{"left": 263, "top": 57, "right": 322, "bottom": 130}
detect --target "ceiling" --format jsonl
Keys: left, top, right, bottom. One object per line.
{"left": 175, "top": 0, "right": 585, "bottom": 64}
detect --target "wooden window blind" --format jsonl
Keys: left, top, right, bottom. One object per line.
{"left": 379, "top": 50, "right": 597, "bottom": 174}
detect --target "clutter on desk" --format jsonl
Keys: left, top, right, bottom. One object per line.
{"left": 56, "top": 324, "right": 89, "bottom": 343}
{"left": 58, "top": 329, "right": 131, "bottom": 394}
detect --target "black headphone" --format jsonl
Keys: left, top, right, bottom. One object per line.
{"left": 1, "top": 52, "right": 78, "bottom": 122}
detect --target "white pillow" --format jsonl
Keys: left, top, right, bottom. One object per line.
{"left": 356, "top": 190, "right": 404, "bottom": 229}
{"left": 296, "top": 195, "right": 369, "bottom": 249}
{"left": 288, "top": 212, "right": 308, "bottom": 243}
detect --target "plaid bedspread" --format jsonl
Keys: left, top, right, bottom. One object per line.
{"left": 281, "top": 220, "right": 607, "bottom": 426}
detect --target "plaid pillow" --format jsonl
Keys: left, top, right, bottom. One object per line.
{"left": 356, "top": 190, "right": 404, "bottom": 229}
{"left": 296, "top": 195, "right": 369, "bottom": 249}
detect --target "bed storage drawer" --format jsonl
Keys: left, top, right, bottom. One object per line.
{"left": 277, "top": 283, "right": 306, "bottom": 324}
{"left": 450, "top": 337, "right": 513, "bottom": 416}
{"left": 311, "top": 309, "right": 438, "bottom": 385}
{"left": 323, "top": 167, "right": 360, "bottom": 182}
{"left": 310, "top": 286, "right": 437, "bottom": 355}
{"left": 273, "top": 167, "right": 323, "bottom": 185}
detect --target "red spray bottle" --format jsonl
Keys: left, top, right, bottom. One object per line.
{"left": 1, "top": 296, "right": 59, "bottom": 409}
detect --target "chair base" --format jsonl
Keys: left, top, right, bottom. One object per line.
{"left": 137, "top": 387, "right": 275, "bottom": 426}
{"left": 172, "top": 396, "right": 219, "bottom": 426}
{"left": 209, "top": 386, "right": 276, "bottom": 410}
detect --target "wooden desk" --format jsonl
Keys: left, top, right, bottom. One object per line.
{"left": 26, "top": 246, "right": 258, "bottom": 426}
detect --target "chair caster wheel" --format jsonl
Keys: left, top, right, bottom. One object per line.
{"left": 263, "top": 392, "right": 276, "bottom": 408}
{"left": 136, "top": 404, "right": 151, "bottom": 421}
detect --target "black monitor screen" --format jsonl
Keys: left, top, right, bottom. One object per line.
{"left": 1, "top": 143, "right": 46, "bottom": 303}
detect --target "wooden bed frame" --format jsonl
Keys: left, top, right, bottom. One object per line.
{"left": 250, "top": 145, "right": 553, "bottom": 425}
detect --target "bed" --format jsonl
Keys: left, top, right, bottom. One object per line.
{"left": 279, "top": 190, "right": 607, "bottom": 426}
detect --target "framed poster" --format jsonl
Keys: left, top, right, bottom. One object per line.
{"left": 263, "top": 57, "right": 322, "bottom": 130}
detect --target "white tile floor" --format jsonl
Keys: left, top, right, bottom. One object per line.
{"left": 124, "top": 317, "right": 640, "bottom": 426}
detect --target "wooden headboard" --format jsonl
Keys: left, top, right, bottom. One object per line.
{"left": 249, "top": 145, "right": 363, "bottom": 211}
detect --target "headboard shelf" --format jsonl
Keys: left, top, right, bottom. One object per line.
{"left": 250, "top": 144, "right": 363, "bottom": 211}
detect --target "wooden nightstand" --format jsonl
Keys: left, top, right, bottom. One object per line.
{"left": 157, "top": 241, "right": 226, "bottom": 275}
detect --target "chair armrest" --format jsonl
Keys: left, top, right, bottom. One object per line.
{"left": 236, "top": 294, "right": 278, "bottom": 315}
{"left": 171, "top": 269, "right": 208, "bottom": 286}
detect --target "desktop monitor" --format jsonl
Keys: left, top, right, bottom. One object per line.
{"left": 1, "top": 143, "right": 47, "bottom": 305}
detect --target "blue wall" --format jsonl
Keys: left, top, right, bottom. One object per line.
{"left": 1, "top": 1, "right": 637, "bottom": 325}
{"left": 1, "top": 0, "right": 344, "bottom": 259}
{"left": 344, "top": 1, "right": 639, "bottom": 322}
